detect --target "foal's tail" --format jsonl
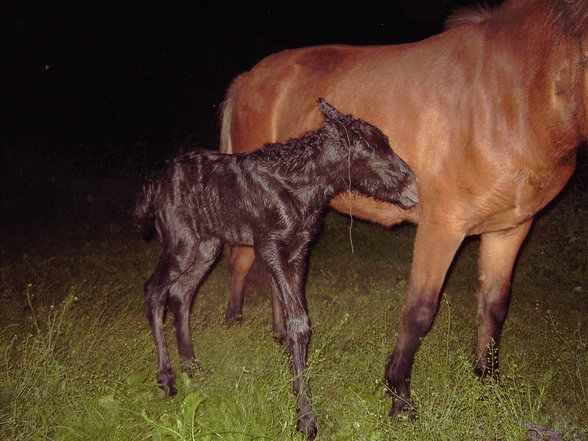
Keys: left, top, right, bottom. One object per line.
{"left": 132, "top": 179, "right": 157, "bottom": 241}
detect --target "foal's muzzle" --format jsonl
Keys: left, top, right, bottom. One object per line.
{"left": 398, "top": 179, "right": 419, "bottom": 209}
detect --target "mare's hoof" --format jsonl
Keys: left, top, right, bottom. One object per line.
{"left": 474, "top": 365, "right": 500, "bottom": 382}
{"left": 297, "top": 414, "right": 318, "bottom": 440}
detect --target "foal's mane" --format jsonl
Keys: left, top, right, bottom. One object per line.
{"left": 445, "top": 0, "right": 588, "bottom": 39}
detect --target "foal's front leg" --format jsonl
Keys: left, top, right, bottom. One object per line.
{"left": 257, "top": 236, "right": 317, "bottom": 440}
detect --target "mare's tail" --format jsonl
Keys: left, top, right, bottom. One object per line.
{"left": 220, "top": 85, "right": 236, "bottom": 154}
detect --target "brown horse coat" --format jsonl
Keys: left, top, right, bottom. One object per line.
{"left": 220, "top": 0, "right": 587, "bottom": 427}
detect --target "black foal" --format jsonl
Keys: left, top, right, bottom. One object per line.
{"left": 134, "top": 99, "right": 418, "bottom": 439}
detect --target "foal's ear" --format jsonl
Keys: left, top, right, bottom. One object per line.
{"left": 317, "top": 98, "right": 344, "bottom": 121}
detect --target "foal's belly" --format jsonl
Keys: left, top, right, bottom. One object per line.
{"left": 205, "top": 222, "right": 254, "bottom": 247}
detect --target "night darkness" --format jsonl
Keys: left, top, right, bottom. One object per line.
{"left": 2, "top": 1, "right": 485, "bottom": 156}
{"left": 2, "top": 0, "right": 584, "bottom": 233}
{"left": 2, "top": 4, "right": 587, "bottom": 437}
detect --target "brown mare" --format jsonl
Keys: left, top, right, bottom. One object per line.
{"left": 220, "top": 0, "right": 587, "bottom": 433}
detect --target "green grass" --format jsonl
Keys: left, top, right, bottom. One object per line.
{"left": 1, "top": 157, "right": 586, "bottom": 440}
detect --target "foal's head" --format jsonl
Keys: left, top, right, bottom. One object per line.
{"left": 318, "top": 98, "right": 418, "bottom": 209}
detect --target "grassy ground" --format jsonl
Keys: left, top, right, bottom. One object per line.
{"left": 0, "top": 149, "right": 586, "bottom": 440}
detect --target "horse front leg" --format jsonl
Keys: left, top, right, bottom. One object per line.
{"left": 475, "top": 219, "right": 532, "bottom": 377}
{"left": 257, "top": 237, "right": 317, "bottom": 440}
{"left": 385, "top": 220, "right": 464, "bottom": 417}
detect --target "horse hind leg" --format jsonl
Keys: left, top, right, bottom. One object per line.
{"left": 385, "top": 221, "right": 464, "bottom": 417}
{"left": 144, "top": 255, "right": 179, "bottom": 395}
{"left": 225, "top": 246, "right": 255, "bottom": 324}
{"left": 225, "top": 245, "right": 288, "bottom": 343}
{"left": 475, "top": 219, "right": 532, "bottom": 378}
{"left": 169, "top": 237, "right": 222, "bottom": 375}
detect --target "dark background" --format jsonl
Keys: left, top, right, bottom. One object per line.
{"left": 3, "top": 0, "right": 585, "bottom": 251}
{"left": 2, "top": 0, "right": 493, "bottom": 158}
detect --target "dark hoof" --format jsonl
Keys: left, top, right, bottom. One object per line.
{"left": 389, "top": 397, "right": 416, "bottom": 421}
{"left": 157, "top": 368, "right": 177, "bottom": 396}
{"left": 158, "top": 381, "right": 177, "bottom": 397}
{"left": 474, "top": 365, "right": 500, "bottom": 382}
{"left": 166, "top": 384, "right": 178, "bottom": 397}
{"left": 274, "top": 332, "right": 290, "bottom": 346}
{"left": 181, "top": 358, "right": 201, "bottom": 377}
{"left": 224, "top": 311, "right": 243, "bottom": 326}
{"left": 272, "top": 326, "right": 289, "bottom": 346}
{"left": 297, "top": 414, "right": 318, "bottom": 440}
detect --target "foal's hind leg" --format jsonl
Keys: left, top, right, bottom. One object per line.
{"left": 144, "top": 255, "right": 180, "bottom": 394}
{"left": 169, "top": 238, "right": 222, "bottom": 375}
{"left": 225, "top": 245, "right": 288, "bottom": 343}
{"left": 474, "top": 219, "right": 531, "bottom": 377}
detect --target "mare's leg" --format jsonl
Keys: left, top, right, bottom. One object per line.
{"left": 225, "top": 245, "right": 255, "bottom": 324}
{"left": 385, "top": 220, "right": 464, "bottom": 416}
{"left": 169, "top": 237, "right": 222, "bottom": 374}
{"left": 225, "top": 245, "right": 288, "bottom": 343}
{"left": 257, "top": 234, "right": 317, "bottom": 440}
{"left": 474, "top": 219, "right": 532, "bottom": 377}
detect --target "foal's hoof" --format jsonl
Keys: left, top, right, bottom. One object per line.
{"left": 224, "top": 311, "right": 243, "bottom": 326}
{"left": 165, "top": 384, "right": 178, "bottom": 397}
{"left": 297, "top": 414, "right": 318, "bottom": 440}
{"left": 181, "top": 358, "right": 201, "bottom": 377}
{"left": 273, "top": 332, "right": 290, "bottom": 347}
{"left": 158, "top": 381, "right": 177, "bottom": 397}
{"left": 389, "top": 398, "right": 417, "bottom": 421}
{"left": 157, "top": 369, "right": 177, "bottom": 397}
